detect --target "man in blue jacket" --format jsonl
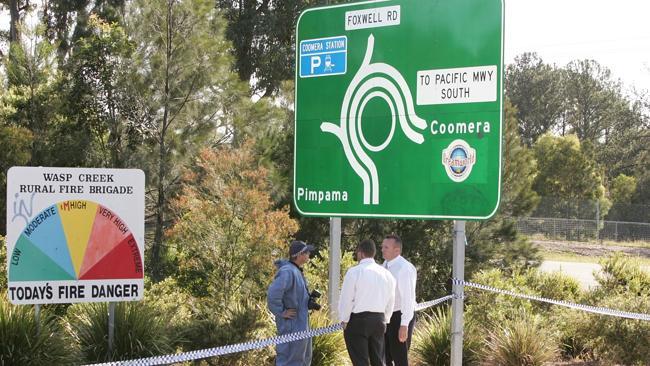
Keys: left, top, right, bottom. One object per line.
{"left": 267, "top": 240, "right": 315, "bottom": 366}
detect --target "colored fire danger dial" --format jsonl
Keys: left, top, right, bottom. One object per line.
{"left": 9, "top": 200, "right": 143, "bottom": 281}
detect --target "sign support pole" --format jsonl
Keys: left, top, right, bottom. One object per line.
{"left": 108, "top": 302, "right": 116, "bottom": 359}
{"left": 451, "top": 220, "right": 466, "bottom": 366}
{"left": 34, "top": 304, "right": 41, "bottom": 336}
{"left": 328, "top": 217, "right": 341, "bottom": 320}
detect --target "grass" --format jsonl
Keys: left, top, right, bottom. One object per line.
{"left": 540, "top": 251, "right": 650, "bottom": 268}
{"left": 528, "top": 234, "right": 650, "bottom": 249}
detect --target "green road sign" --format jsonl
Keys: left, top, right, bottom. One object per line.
{"left": 294, "top": 0, "right": 503, "bottom": 219}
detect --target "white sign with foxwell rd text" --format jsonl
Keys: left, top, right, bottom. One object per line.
{"left": 345, "top": 5, "right": 400, "bottom": 30}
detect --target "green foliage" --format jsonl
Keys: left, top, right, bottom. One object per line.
{"left": 466, "top": 268, "right": 580, "bottom": 326}
{"left": 567, "top": 294, "right": 650, "bottom": 365}
{"left": 563, "top": 60, "right": 621, "bottom": 143}
{"left": 144, "top": 277, "right": 195, "bottom": 336}
{"left": 309, "top": 305, "right": 349, "bottom": 366}
{"left": 183, "top": 300, "right": 273, "bottom": 366}
{"left": 167, "top": 142, "right": 298, "bottom": 302}
{"left": 610, "top": 174, "right": 637, "bottom": 205}
{"left": 216, "top": 0, "right": 323, "bottom": 96}
{"left": 61, "top": 14, "right": 136, "bottom": 168}
{"left": 64, "top": 301, "right": 179, "bottom": 363}
{"left": 533, "top": 134, "right": 603, "bottom": 201}
{"left": 127, "top": 0, "right": 265, "bottom": 280}
{"left": 410, "top": 305, "right": 480, "bottom": 366}
{"left": 0, "top": 237, "right": 6, "bottom": 291}
{"left": 532, "top": 134, "right": 611, "bottom": 226}
{"left": 305, "top": 249, "right": 355, "bottom": 300}
{"left": 1, "top": 297, "right": 80, "bottom": 365}
{"left": 505, "top": 52, "right": 565, "bottom": 146}
{"left": 500, "top": 100, "right": 540, "bottom": 217}
{"left": 2, "top": 30, "right": 65, "bottom": 167}
{"left": 479, "top": 311, "right": 557, "bottom": 366}
{"left": 465, "top": 219, "right": 542, "bottom": 275}
{"left": 594, "top": 253, "right": 650, "bottom": 297}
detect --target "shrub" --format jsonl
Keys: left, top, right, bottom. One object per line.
{"left": 184, "top": 299, "right": 274, "bottom": 366}
{"left": 0, "top": 236, "right": 6, "bottom": 291}
{"left": 558, "top": 270, "right": 650, "bottom": 366}
{"left": 309, "top": 305, "right": 349, "bottom": 366}
{"left": 594, "top": 253, "right": 650, "bottom": 296}
{"left": 64, "top": 301, "right": 179, "bottom": 363}
{"left": 144, "top": 277, "right": 195, "bottom": 339}
{"left": 583, "top": 294, "right": 650, "bottom": 365}
{"left": 551, "top": 308, "right": 595, "bottom": 361}
{"left": 466, "top": 269, "right": 536, "bottom": 326}
{"left": 0, "top": 296, "right": 79, "bottom": 365}
{"left": 479, "top": 311, "right": 557, "bottom": 366}
{"left": 410, "top": 305, "right": 480, "bottom": 366}
{"left": 304, "top": 249, "right": 356, "bottom": 301}
{"left": 467, "top": 268, "right": 582, "bottom": 326}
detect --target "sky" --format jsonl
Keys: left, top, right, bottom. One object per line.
{"left": 1, "top": 0, "right": 649, "bottom": 93}
{"left": 505, "top": 0, "right": 650, "bottom": 93}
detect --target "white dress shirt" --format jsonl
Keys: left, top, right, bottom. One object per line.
{"left": 339, "top": 258, "right": 396, "bottom": 324}
{"left": 384, "top": 255, "right": 417, "bottom": 326}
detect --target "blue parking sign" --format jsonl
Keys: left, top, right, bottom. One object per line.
{"left": 299, "top": 36, "right": 347, "bottom": 78}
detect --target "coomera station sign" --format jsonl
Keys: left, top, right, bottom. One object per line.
{"left": 294, "top": 0, "right": 504, "bottom": 219}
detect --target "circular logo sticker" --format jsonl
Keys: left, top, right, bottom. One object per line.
{"left": 442, "top": 139, "right": 476, "bottom": 182}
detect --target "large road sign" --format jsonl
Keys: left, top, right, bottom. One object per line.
{"left": 294, "top": 0, "right": 504, "bottom": 219}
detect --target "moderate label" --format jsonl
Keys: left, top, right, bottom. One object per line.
{"left": 417, "top": 66, "right": 498, "bottom": 105}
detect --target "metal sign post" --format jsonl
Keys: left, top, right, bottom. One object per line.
{"left": 108, "top": 302, "right": 116, "bottom": 359}
{"left": 451, "top": 220, "right": 466, "bottom": 365}
{"left": 328, "top": 217, "right": 341, "bottom": 319}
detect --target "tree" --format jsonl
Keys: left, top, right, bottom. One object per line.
{"left": 0, "top": 125, "right": 32, "bottom": 235}
{"left": 0, "top": 0, "right": 32, "bottom": 47}
{"left": 532, "top": 134, "right": 610, "bottom": 219}
{"left": 505, "top": 53, "right": 565, "bottom": 145}
{"left": 215, "top": 0, "right": 349, "bottom": 97}
{"left": 500, "top": 99, "right": 539, "bottom": 217}
{"left": 166, "top": 142, "right": 298, "bottom": 303}
{"left": 610, "top": 174, "right": 637, "bottom": 205}
{"left": 563, "top": 59, "right": 621, "bottom": 142}
{"left": 41, "top": 0, "right": 126, "bottom": 63}
{"left": 126, "top": 0, "right": 261, "bottom": 280}
{"left": 2, "top": 27, "right": 65, "bottom": 166}
{"left": 60, "top": 14, "right": 138, "bottom": 168}
{"left": 595, "top": 91, "right": 649, "bottom": 179}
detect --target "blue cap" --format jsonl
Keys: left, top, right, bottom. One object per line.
{"left": 289, "top": 240, "right": 315, "bottom": 256}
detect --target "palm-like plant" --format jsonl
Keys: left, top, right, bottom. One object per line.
{"left": 480, "top": 311, "right": 557, "bottom": 366}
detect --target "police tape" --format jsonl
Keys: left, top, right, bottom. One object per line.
{"left": 454, "top": 278, "right": 650, "bottom": 322}
{"left": 84, "top": 295, "right": 453, "bottom": 366}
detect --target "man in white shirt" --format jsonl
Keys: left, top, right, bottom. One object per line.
{"left": 339, "top": 239, "right": 396, "bottom": 366}
{"left": 381, "top": 234, "right": 417, "bottom": 366}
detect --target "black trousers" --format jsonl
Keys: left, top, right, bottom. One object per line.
{"left": 384, "top": 311, "right": 415, "bottom": 366}
{"left": 344, "top": 312, "right": 386, "bottom": 366}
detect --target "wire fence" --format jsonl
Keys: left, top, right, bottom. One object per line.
{"left": 531, "top": 196, "right": 650, "bottom": 223}
{"left": 515, "top": 196, "right": 650, "bottom": 242}
{"left": 515, "top": 216, "right": 650, "bottom": 242}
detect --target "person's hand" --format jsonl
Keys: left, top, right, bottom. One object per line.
{"left": 282, "top": 309, "right": 297, "bottom": 319}
{"left": 342, "top": 322, "right": 347, "bottom": 330}
{"left": 398, "top": 325, "right": 408, "bottom": 343}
